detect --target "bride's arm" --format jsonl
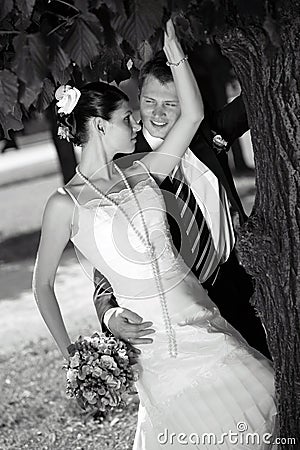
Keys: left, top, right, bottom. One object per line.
{"left": 32, "top": 191, "right": 73, "bottom": 360}
{"left": 140, "top": 19, "right": 204, "bottom": 180}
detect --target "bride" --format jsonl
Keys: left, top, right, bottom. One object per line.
{"left": 33, "top": 19, "right": 277, "bottom": 449}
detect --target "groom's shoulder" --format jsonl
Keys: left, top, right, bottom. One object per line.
{"left": 190, "top": 115, "right": 211, "bottom": 146}
{"left": 135, "top": 129, "right": 150, "bottom": 152}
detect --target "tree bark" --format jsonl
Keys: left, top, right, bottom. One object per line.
{"left": 217, "top": 15, "right": 300, "bottom": 446}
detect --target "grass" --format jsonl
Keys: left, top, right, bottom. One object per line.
{"left": 0, "top": 337, "right": 138, "bottom": 450}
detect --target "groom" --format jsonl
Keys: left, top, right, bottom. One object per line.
{"left": 93, "top": 54, "right": 270, "bottom": 358}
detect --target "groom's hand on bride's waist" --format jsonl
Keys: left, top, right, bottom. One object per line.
{"left": 105, "top": 307, "right": 155, "bottom": 346}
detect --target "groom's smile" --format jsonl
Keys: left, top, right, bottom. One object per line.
{"left": 150, "top": 119, "right": 168, "bottom": 127}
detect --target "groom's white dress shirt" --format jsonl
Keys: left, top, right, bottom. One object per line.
{"left": 143, "top": 128, "right": 235, "bottom": 273}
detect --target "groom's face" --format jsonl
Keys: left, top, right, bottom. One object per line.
{"left": 139, "top": 75, "right": 181, "bottom": 139}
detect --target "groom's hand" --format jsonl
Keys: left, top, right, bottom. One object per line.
{"left": 108, "top": 307, "right": 155, "bottom": 346}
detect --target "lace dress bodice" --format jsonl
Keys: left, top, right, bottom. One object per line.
{"left": 65, "top": 167, "right": 214, "bottom": 325}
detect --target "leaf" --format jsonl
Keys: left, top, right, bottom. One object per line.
{"left": 111, "top": 0, "right": 164, "bottom": 48}
{"left": 62, "top": 17, "right": 100, "bottom": 68}
{"left": 88, "top": 0, "right": 102, "bottom": 9}
{"left": 171, "top": 13, "right": 198, "bottom": 49}
{"left": 35, "top": 78, "right": 55, "bottom": 112}
{"left": 54, "top": 65, "right": 73, "bottom": 85}
{"left": 82, "top": 12, "right": 104, "bottom": 45}
{"left": 13, "top": 33, "right": 48, "bottom": 85}
{"left": 19, "top": 81, "right": 43, "bottom": 109}
{"left": 50, "top": 45, "right": 72, "bottom": 84}
{"left": 81, "top": 12, "right": 100, "bottom": 23}
{"left": 0, "top": 70, "right": 18, "bottom": 114}
{"left": 27, "top": 33, "right": 49, "bottom": 77}
{"left": 133, "top": 40, "right": 154, "bottom": 69}
{"left": 11, "top": 103, "right": 23, "bottom": 122}
{"left": 14, "top": 0, "right": 36, "bottom": 30}
{"left": 148, "top": 27, "right": 163, "bottom": 55}
{"left": 98, "top": 0, "right": 126, "bottom": 15}
{"left": 0, "top": 0, "right": 13, "bottom": 21}
{"left": 0, "top": 104, "right": 23, "bottom": 138}
{"left": 82, "top": 45, "right": 129, "bottom": 84}
{"left": 74, "top": 0, "right": 89, "bottom": 13}
{"left": 15, "top": 0, "right": 36, "bottom": 18}
{"left": 138, "top": 40, "right": 153, "bottom": 63}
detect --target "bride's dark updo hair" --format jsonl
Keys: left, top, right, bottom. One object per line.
{"left": 57, "top": 82, "right": 129, "bottom": 146}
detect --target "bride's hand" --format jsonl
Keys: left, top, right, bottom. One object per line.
{"left": 163, "top": 18, "right": 185, "bottom": 65}
{"left": 164, "top": 19, "right": 177, "bottom": 43}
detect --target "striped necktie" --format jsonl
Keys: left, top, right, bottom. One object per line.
{"left": 170, "top": 165, "right": 219, "bottom": 283}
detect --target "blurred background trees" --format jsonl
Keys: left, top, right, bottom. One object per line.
{"left": 0, "top": 0, "right": 299, "bottom": 444}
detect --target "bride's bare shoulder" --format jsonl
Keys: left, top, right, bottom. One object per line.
{"left": 38, "top": 188, "right": 75, "bottom": 249}
{"left": 43, "top": 188, "right": 75, "bottom": 223}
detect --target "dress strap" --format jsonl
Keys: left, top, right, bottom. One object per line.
{"left": 133, "top": 159, "right": 152, "bottom": 178}
{"left": 62, "top": 186, "right": 80, "bottom": 207}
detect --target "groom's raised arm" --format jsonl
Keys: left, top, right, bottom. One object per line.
{"left": 210, "top": 94, "right": 249, "bottom": 145}
{"left": 93, "top": 269, "right": 118, "bottom": 332}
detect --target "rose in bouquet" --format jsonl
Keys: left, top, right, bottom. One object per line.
{"left": 65, "top": 332, "right": 139, "bottom": 413}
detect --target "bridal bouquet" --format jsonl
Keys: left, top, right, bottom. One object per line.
{"left": 65, "top": 332, "right": 139, "bottom": 413}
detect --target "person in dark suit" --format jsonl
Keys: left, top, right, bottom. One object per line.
{"left": 92, "top": 54, "right": 270, "bottom": 359}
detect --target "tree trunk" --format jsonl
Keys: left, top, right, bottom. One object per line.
{"left": 52, "top": 131, "right": 77, "bottom": 184}
{"left": 217, "top": 15, "right": 300, "bottom": 446}
{"left": 47, "top": 105, "right": 77, "bottom": 184}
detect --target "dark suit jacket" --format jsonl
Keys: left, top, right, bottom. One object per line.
{"left": 93, "top": 95, "right": 249, "bottom": 328}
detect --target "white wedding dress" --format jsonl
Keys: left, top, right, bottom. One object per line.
{"left": 64, "top": 161, "right": 277, "bottom": 449}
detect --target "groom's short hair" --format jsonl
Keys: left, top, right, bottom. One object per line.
{"left": 138, "top": 51, "right": 173, "bottom": 91}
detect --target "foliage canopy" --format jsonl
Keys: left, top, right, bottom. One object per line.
{"left": 0, "top": 0, "right": 288, "bottom": 137}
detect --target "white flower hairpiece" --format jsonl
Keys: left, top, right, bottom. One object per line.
{"left": 55, "top": 85, "right": 81, "bottom": 115}
{"left": 57, "top": 124, "right": 71, "bottom": 141}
